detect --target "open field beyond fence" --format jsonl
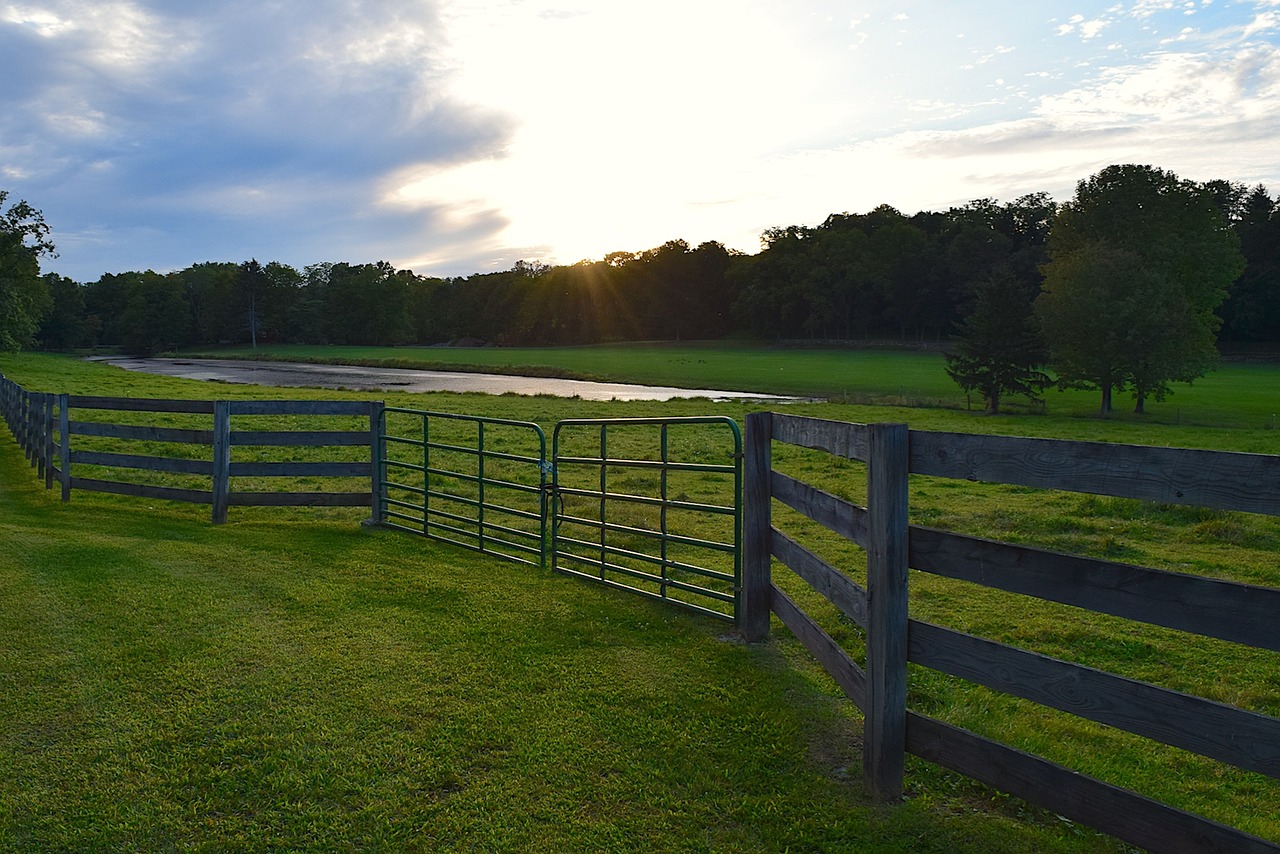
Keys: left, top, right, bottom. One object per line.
{"left": 184, "top": 342, "right": 1280, "bottom": 430}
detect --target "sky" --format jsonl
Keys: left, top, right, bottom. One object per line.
{"left": 3, "top": 1, "right": 1280, "bottom": 283}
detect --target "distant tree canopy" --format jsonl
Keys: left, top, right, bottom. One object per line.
{"left": 14, "top": 165, "right": 1280, "bottom": 367}
{"left": 730, "top": 195, "right": 1056, "bottom": 343}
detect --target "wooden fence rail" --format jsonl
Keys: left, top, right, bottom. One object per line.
{"left": 744, "top": 410, "right": 1280, "bottom": 854}
{"left": 0, "top": 373, "right": 380, "bottom": 523}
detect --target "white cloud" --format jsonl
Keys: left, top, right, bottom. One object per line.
{"left": 1243, "top": 9, "right": 1280, "bottom": 36}
{"left": 1080, "top": 18, "right": 1112, "bottom": 37}
{"left": 1129, "top": 1, "right": 1178, "bottom": 19}
{"left": 11, "top": 1, "right": 191, "bottom": 73}
{"left": 1058, "top": 12, "right": 1114, "bottom": 39}
{"left": 2, "top": 5, "right": 72, "bottom": 36}
{"left": 1037, "top": 47, "right": 1280, "bottom": 124}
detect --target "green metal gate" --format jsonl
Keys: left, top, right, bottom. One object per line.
{"left": 551, "top": 417, "right": 742, "bottom": 622}
{"left": 377, "top": 408, "right": 549, "bottom": 567}
{"left": 375, "top": 410, "right": 743, "bottom": 622}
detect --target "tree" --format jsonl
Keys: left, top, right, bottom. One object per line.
{"left": 1036, "top": 165, "right": 1245, "bottom": 413}
{"left": 0, "top": 190, "right": 55, "bottom": 352}
{"left": 117, "top": 271, "right": 192, "bottom": 356}
{"left": 1036, "top": 243, "right": 1161, "bottom": 413}
{"left": 235, "top": 259, "right": 268, "bottom": 348}
{"left": 36, "top": 273, "right": 90, "bottom": 350}
{"left": 1220, "top": 185, "right": 1280, "bottom": 343}
{"left": 321, "top": 262, "right": 413, "bottom": 345}
{"left": 172, "top": 262, "right": 239, "bottom": 345}
{"left": 945, "top": 269, "right": 1051, "bottom": 414}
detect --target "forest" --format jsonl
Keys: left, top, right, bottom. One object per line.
{"left": 11, "top": 174, "right": 1280, "bottom": 359}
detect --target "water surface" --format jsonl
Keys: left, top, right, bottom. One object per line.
{"left": 102, "top": 357, "right": 800, "bottom": 402}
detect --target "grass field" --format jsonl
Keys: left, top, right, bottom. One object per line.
{"left": 3, "top": 351, "right": 1279, "bottom": 851}
{"left": 183, "top": 342, "right": 1280, "bottom": 430}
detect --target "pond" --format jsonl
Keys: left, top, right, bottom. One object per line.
{"left": 101, "top": 357, "right": 801, "bottom": 403}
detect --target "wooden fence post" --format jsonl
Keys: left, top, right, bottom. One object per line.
{"left": 865, "top": 422, "right": 910, "bottom": 801}
{"left": 366, "top": 401, "right": 385, "bottom": 526}
{"left": 212, "top": 401, "right": 231, "bottom": 524}
{"left": 742, "top": 410, "right": 773, "bottom": 641}
{"left": 58, "top": 394, "right": 71, "bottom": 502}
{"left": 42, "top": 393, "right": 54, "bottom": 489}
{"left": 33, "top": 393, "right": 45, "bottom": 481}
{"left": 24, "top": 390, "right": 36, "bottom": 465}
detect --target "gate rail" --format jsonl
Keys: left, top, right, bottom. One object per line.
{"left": 377, "top": 408, "right": 549, "bottom": 567}
{"left": 552, "top": 417, "right": 742, "bottom": 622}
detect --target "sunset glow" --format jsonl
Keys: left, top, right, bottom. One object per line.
{"left": 3, "top": 1, "right": 1279, "bottom": 280}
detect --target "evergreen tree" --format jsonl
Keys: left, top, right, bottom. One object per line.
{"left": 945, "top": 269, "right": 1050, "bottom": 414}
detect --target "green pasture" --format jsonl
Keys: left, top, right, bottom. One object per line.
{"left": 185, "top": 342, "right": 1280, "bottom": 430}
{"left": 2, "top": 352, "right": 1279, "bottom": 850}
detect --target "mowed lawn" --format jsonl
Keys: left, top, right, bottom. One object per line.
{"left": 4, "top": 351, "right": 1278, "bottom": 850}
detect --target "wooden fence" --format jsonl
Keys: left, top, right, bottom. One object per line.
{"left": 0, "top": 374, "right": 381, "bottom": 523}
{"left": 743, "top": 411, "right": 1280, "bottom": 854}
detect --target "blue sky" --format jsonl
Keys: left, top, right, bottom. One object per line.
{"left": 3, "top": 0, "right": 1279, "bottom": 282}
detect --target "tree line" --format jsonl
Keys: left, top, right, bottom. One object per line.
{"left": 2, "top": 164, "right": 1278, "bottom": 411}
{"left": 30, "top": 243, "right": 741, "bottom": 354}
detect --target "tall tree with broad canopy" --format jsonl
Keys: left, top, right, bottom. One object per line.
{"left": 1036, "top": 165, "right": 1245, "bottom": 414}
{"left": 0, "top": 191, "right": 55, "bottom": 352}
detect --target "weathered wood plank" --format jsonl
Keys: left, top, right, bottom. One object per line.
{"left": 230, "top": 430, "right": 370, "bottom": 447}
{"left": 909, "top": 525, "right": 1280, "bottom": 653}
{"left": 909, "top": 431, "right": 1280, "bottom": 516}
{"left": 228, "top": 400, "right": 373, "bottom": 416}
{"left": 742, "top": 411, "right": 773, "bottom": 641}
{"left": 42, "top": 394, "right": 54, "bottom": 489}
{"left": 228, "top": 461, "right": 371, "bottom": 478}
{"left": 211, "top": 401, "right": 230, "bottom": 524}
{"left": 69, "top": 421, "right": 214, "bottom": 444}
{"left": 67, "top": 396, "right": 215, "bottom": 414}
{"left": 909, "top": 620, "right": 1280, "bottom": 779}
{"left": 228, "top": 491, "right": 372, "bottom": 507}
{"left": 69, "top": 477, "right": 211, "bottom": 504}
{"left": 865, "top": 422, "right": 909, "bottom": 802}
{"left": 58, "top": 393, "right": 70, "bottom": 501}
{"left": 771, "top": 527, "right": 868, "bottom": 629}
{"left": 771, "top": 584, "right": 866, "bottom": 710}
{"left": 71, "top": 450, "right": 214, "bottom": 476}
{"left": 771, "top": 470, "right": 869, "bottom": 547}
{"left": 368, "top": 400, "right": 385, "bottom": 526}
{"left": 907, "top": 712, "right": 1280, "bottom": 854}
{"left": 771, "top": 413, "right": 869, "bottom": 461}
